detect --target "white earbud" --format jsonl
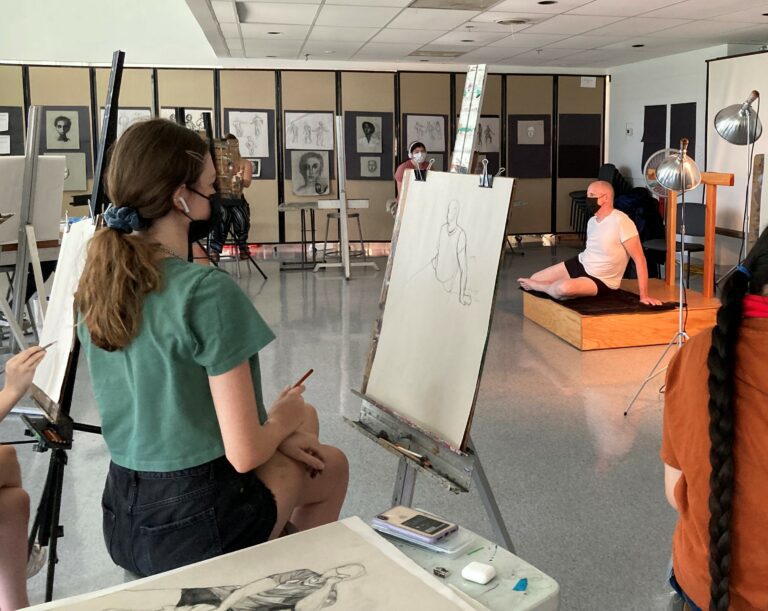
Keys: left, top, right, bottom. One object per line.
{"left": 177, "top": 197, "right": 190, "bottom": 213}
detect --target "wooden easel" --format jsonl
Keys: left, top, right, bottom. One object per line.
{"left": 663, "top": 171, "right": 734, "bottom": 298}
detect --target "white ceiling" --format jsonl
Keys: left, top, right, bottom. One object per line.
{"left": 193, "top": 0, "right": 768, "bottom": 67}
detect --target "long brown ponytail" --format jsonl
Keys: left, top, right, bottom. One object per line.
{"left": 705, "top": 228, "right": 768, "bottom": 610}
{"left": 75, "top": 119, "right": 208, "bottom": 351}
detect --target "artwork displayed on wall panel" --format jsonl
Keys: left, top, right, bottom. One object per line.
{"left": 160, "top": 107, "right": 214, "bottom": 132}
{"left": 224, "top": 109, "right": 276, "bottom": 180}
{"left": 507, "top": 114, "right": 551, "bottom": 179}
{"left": 285, "top": 111, "right": 334, "bottom": 151}
{"left": 0, "top": 107, "right": 24, "bottom": 156}
{"left": 290, "top": 150, "right": 330, "bottom": 197}
{"left": 38, "top": 106, "right": 92, "bottom": 179}
{"left": 475, "top": 116, "right": 500, "bottom": 153}
{"left": 344, "top": 111, "right": 394, "bottom": 181}
{"left": 404, "top": 114, "right": 447, "bottom": 153}
{"left": 98, "top": 107, "right": 152, "bottom": 140}
{"left": 58, "top": 152, "right": 87, "bottom": 191}
{"left": 558, "top": 113, "right": 601, "bottom": 178}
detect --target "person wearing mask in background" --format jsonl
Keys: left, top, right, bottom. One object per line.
{"left": 662, "top": 227, "right": 768, "bottom": 611}
{"left": 75, "top": 119, "right": 348, "bottom": 578}
{"left": 390, "top": 141, "right": 429, "bottom": 217}
{"left": 517, "top": 180, "right": 661, "bottom": 305}
{"left": 0, "top": 346, "right": 48, "bottom": 610}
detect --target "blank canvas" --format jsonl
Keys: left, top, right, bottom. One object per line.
{"left": 364, "top": 171, "right": 513, "bottom": 449}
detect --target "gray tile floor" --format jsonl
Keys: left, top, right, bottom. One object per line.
{"left": 1, "top": 243, "right": 683, "bottom": 610}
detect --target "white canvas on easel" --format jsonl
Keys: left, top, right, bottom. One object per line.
{"left": 0, "top": 156, "right": 65, "bottom": 244}
{"left": 364, "top": 171, "right": 513, "bottom": 450}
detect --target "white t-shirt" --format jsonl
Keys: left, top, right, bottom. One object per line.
{"left": 578, "top": 209, "right": 638, "bottom": 289}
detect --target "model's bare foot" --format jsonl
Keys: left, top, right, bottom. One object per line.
{"left": 518, "top": 277, "right": 533, "bottom": 290}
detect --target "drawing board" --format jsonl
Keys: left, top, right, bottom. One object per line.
{"left": 363, "top": 171, "right": 514, "bottom": 450}
{"left": 28, "top": 517, "right": 476, "bottom": 610}
{"left": 0, "top": 156, "right": 65, "bottom": 244}
{"left": 30, "top": 219, "right": 95, "bottom": 414}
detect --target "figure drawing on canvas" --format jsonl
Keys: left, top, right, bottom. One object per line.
{"left": 431, "top": 200, "right": 471, "bottom": 306}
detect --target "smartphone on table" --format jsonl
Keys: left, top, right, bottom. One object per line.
{"left": 372, "top": 506, "right": 458, "bottom": 544}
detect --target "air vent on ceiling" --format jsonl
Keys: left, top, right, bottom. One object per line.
{"left": 409, "top": 50, "right": 467, "bottom": 58}
{"left": 409, "top": 0, "right": 499, "bottom": 9}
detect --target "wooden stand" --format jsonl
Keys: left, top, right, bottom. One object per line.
{"left": 664, "top": 171, "right": 734, "bottom": 298}
{"left": 523, "top": 279, "right": 719, "bottom": 351}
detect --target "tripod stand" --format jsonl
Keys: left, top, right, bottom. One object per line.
{"left": 625, "top": 141, "right": 700, "bottom": 416}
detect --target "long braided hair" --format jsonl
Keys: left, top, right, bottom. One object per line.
{"left": 706, "top": 227, "right": 768, "bottom": 610}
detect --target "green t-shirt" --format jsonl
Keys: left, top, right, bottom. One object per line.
{"left": 78, "top": 258, "right": 275, "bottom": 472}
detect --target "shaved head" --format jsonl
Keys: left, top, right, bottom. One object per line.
{"left": 587, "top": 180, "right": 614, "bottom": 202}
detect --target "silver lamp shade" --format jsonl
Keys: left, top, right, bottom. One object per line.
{"left": 656, "top": 138, "right": 702, "bottom": 193}
{"left": 714, "top": 91, "right": 762, "bottom": 145}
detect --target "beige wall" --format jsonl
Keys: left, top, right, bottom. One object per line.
{"left": 29, "top": 66, "right": 92, "bottom": 217}
{"left": 220, "top": 69, "right": 279, "bottom": 243}
{"left": 556, "top": 76, "right": 605, "bottom": 233}
{"left": 0, "top": 65, "right": 24, "bottom": 107}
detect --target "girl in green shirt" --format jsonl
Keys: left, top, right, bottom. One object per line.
{"left": 75, "top": 119, "right": 348, "bottom": 577}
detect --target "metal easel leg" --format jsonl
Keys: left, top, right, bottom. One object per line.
{"left": 391, "top": 457, "right": 417, "bottom": 507}
{"left": 468, "top": 437, "right": 515, "bottom": 552}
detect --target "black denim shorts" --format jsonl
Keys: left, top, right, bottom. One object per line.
{"left": 102, "top": 456, "right": 277, "bottom": 577}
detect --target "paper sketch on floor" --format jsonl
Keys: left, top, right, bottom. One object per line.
{"left": 406, "top": 115, "right": 445, "bottom": 152}
{"left": 364, "top": 171, "right": 514, "bottom": 450}
{"left": 285, "top": 112, "right": 334, "bottom": 151}
{"left": 227, "top": 110, "right": 269, "bottom": 158}
{"left": 160, "top": 108, "right": 213, "bottom": 132}
{"left": 476, "top": 117, "right": 499, "bottom": 153}
{"left": 27, "top": 518, "right": 476, "bottom": 611}
{"left": 98, "top": 107, "right": 152, "bottom": 140}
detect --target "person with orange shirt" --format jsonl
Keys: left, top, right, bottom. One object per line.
{"left": 661, "top": 227, "right": 768, "bottom": 610}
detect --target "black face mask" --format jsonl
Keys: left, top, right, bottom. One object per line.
{"left": 585, "top": 196, "right": 600, "bottom": 216}
{"left": 186, "top": 197, "right": 221, "bottom": 243}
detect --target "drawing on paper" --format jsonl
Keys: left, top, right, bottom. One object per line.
{"left": 285, "top": 112, "right": 334, "bottom": 151}
{"left": 476, "top": 117, "right": 500, "bottom": 153}
{"left": 356, "top": 116, "right": 382, "bottom": 153}
{"left": 405, "top": 115, "right": 445, "bottom": 152}
{"left": 364, "top": 172, "right": 514, "bottom": 449}
{"left": 227, "top": 110, "right": 269, "bottom": 158}
{"left": 46, "top": 110, "right": 80, "bottom": 150}
{"left": 291, "top": 150, "right": 330, "bottom": 196}
{"left": 517, "top": 119, "right": 545, "bottom": 145}
{"left": 161, "top": 108, "right": 213, "bottom": 132}
{"left": 360, "top": 156, "right": 380, "bottom": 178}
{"left": 99, "top": 107, "right": 152, "bottom": 140}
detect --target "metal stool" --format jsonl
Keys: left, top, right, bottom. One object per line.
{"left": 322, "top": 212, "right": 366, "bottom": 261}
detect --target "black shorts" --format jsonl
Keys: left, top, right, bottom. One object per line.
{"left": 102, "top": 456, "right": 277, "bottom": 577}
{"left": 564, "top": 257, "right": 614, "bottom": 296}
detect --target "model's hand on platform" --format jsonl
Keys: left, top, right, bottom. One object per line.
{"left": 279, "top": 431, "right": 325, "bottom": 474}
{"left": 3, "top": 346, "right": 46, "bottom": 404}
{"left": 640, "top": 295, "right": 663, "bottom": 306}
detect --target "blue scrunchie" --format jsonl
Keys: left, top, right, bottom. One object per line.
{"left": 103, "top": 206, "right": 147, "bottom": 234}
{"left": 736, "top": 264, "right": 752, "bottom": 279}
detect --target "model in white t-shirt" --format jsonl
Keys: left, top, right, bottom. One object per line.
{"left": 517, "top": 180, "right": 662, "bottom": 305}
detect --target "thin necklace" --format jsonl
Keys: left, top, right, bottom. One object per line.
{"left": 156, "top": 244, "right": 184, "bottom": 261}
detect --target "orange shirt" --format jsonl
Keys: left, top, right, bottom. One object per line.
{"left": 661, "top": 319, "right": 768, "bottom": 610}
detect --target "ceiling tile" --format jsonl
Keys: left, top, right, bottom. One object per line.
{"left": 646, "top": 20, "right": 754, "bottom": 39}
{"left": 468, "top": 10, "right": 549, "bottom": 29}
{"left": 226, "top": 37, "right": 243, "bottom": 50}
{"left": 522, "top": 14, "right": 624, "bottom": 35}
{"left": 387, "top": 8, "right": 480, "bottom": 30}
{"left": 646, "top": 0, "right": 768, "bottom": 20}
{"left": 243, "top": 38, "right": 303, "bottom": 56}
{"left": 546, "top": 34, "right": 627, "bottom": 49}
{"left": 491, "top": 0, "right": 594, "bottom": 15}
{"left": 511, "top": 47, "right": 575, "bottom": 59}
{"left": 716, "top": 6, "right": 768, "bottom": 23}
{"left": 308, "top": 26, "right": 379, "bottom": 42}
{"left": 566, "top": 0, "right": 683, "bottom": 17}
{"left": 429, "top": 30, "right": 508, "bottom": 45}
{"left": 220, "top": 22, "right": 241, "bottom": 37}
{"left": 725, "top": 25, "right": 768, "bottom": 42}
{"left": 212, "top": 1, "right": 238, "bottom": 23}
{"left": 239, "top": 23, "right": 310, "bottom": 39}
{"left": 417, "top": 43, "right": 481, "bottom": 53}
{"left": 370, "top": 28, "right": 441, "bottom": 44}
{"left": 457, "top": 47, "right": 522, "bottom": 62}
{"left": 490, "top": 32, "right": 569, "bottom": 47}
{"left": 327, "top": 0, "right": 411, "bottom": 5}
{"left": 354, "top": 41, "right": 424, "bottom": 57}
{"left": 236, "top": 3, "right": 320, "bottom": 25}
{"left": 586, "top": 17, "right": 690, "bottom": 37}
{"left": 315, "top": 5, "right": 401, "bottom": 27}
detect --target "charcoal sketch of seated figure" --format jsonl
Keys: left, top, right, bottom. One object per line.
{"left": 107, "top": 563, "right": 367, "bottom": 611}
{"left": 432, "top": 200, "right": 471, "bottom": 306}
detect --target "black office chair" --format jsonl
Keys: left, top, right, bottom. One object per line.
{"left": 642, "top": 202, "right": 705, "bottom": 287}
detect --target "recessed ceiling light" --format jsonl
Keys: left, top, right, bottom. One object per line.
{"left": 420, "top": 59, "right": 430, "bottom": 62}
{"left": 461, "top": 39, "right": 475, "bottom": 43}
{"left": 763, "top": 12, "right": 768, "bottom": 15}
{"left": 267, "top": 31, "right": 281, "bottom": 35}
{"left": 266, "top": 55, "right": 276, "bottom": 58}
{"left": 494, "top": 18, "right": 529, "bottom": 25}
{"left": 538, "top": 1, "right": 557, "bottom": 4}
{"left": 323, "top": 50, "right": 335, "bottom": 54}
{"left": 632, "top": 44, "right": 645, "bottom": 48}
